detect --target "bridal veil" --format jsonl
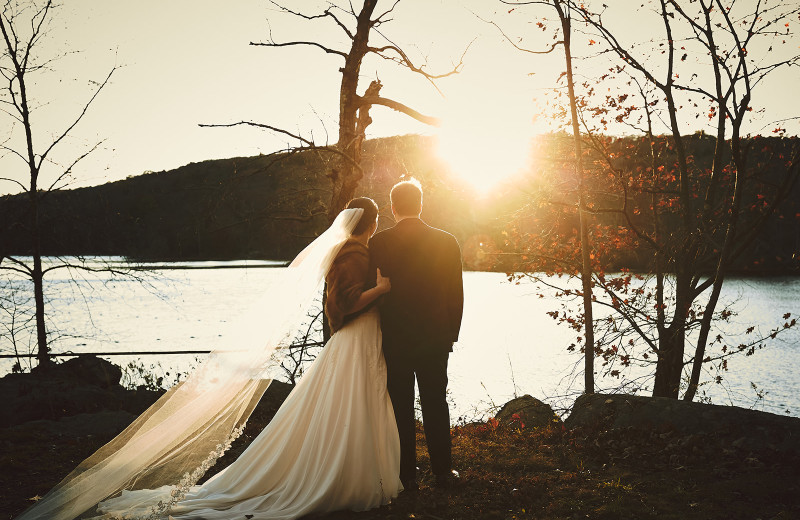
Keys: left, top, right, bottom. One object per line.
{"left": 16, "top": 208, "right": 364, "bottom": 520}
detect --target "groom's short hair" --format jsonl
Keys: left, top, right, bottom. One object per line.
{"left": 390, "top": 178, "right": 423, "bottom": 216}
{"left": 346, "top": 197, "right": 379, "bottom": 235}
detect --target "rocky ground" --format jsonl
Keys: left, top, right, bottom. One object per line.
{"left": 2, "top": 356, "right": 800, "bottom": 519}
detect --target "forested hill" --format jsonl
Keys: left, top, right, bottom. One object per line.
{"left": 1, "top": 134, "right": 798, "bottom": 272}
{"left": 0, "top": 135, "right": 487, "bottom": 262}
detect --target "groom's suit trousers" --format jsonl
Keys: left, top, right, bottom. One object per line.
{"left": 384, "top": 344, "right": 451, "bottom": 483}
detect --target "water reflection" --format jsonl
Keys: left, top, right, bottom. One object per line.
{"left": 1, "top": 262, "right": 798, "bottom": 419}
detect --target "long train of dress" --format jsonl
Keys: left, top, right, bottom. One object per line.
{"left": 95, "top": 308, "right": 402, "bottom": 520}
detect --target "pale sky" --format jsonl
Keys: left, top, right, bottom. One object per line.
{"left": 1, "top": 0, "right": 797, "bottom": 196}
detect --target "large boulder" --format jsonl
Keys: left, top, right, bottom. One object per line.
{"left": 496, "top": 394, "right": 562, "bottom": 429}
{"left": 565, "top": 393, "right": 800, "bottom": 455}
{"left": 32, "top": 354, "right": 123, "bottom": 388}
{"left": 0, "top": 356, "right": 296, "bottom": 429}
{"left": 0, "top": 356, "right": 160, "bottom": 428}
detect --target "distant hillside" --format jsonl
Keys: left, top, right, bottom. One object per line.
{"left": 0, "top": 135, "right": 492, "bottom": 264}
{"left": 1, "top": 134, "right": 798, "bottom": 272}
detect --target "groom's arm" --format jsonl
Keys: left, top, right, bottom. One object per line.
{"left": 446, "top": 236, "right": 464, "bottom": 343}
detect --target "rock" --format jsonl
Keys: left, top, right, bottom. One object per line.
{"left": 0, "top": 353, "right": 299, "bottom": 430}
{"left": 0, "top": 356, "right": 161, "bottom": 428}
{"left": 564, "top": 393, "right": 800, "bottom": 455}
{"left": 33, "top": 355, "right": 122, "bottom": 388}
{"left": 496, "top": 394, "right": 562, "bottom": 429}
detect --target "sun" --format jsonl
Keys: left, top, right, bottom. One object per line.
{"left": 435, "top": 105, "right": 535, "bottom": 195}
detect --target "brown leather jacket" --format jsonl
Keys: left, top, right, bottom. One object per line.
{"left": 325, "top": 238, "right": 370, "bottom": 333}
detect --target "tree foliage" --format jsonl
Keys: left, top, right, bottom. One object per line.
{"left": 504, "top": 0, "right": 800, "bottom": 399}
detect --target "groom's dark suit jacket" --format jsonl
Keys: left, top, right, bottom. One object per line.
{"left": 369, "top": 218, "right": 464, "bottom": 353}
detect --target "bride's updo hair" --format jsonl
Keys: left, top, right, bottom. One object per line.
{"left": 346, "top": 197, "right": 379, "bottom": 235}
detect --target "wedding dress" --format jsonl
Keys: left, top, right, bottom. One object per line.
{"left": 16, "top": 208, "right": 401, "bottom": 520}
{"left": 95, "top": 308, "right": 401, "bottom": 520}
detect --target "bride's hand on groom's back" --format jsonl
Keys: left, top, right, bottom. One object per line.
{"left": 375, "top": 268, "right": 391, "bottom": 295}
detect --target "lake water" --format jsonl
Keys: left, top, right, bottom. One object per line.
{"left": 2, "top": 260, "right": 798, "bottom": 421}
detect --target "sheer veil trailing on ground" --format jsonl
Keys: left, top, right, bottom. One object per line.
{"left": 16, "top": 209, "right": 365, "bottom": 520}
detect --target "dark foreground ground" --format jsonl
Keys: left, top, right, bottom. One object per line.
{"left": 2, "top": 357, "right": 799, "bottom": 519}
{"left": 3, "top": 403, "right": 799, "bottom": 520}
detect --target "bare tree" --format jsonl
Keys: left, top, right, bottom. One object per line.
{"left": 577, "top": 0, "right": 800, "bottom": 398}
{"left": 206, "top": 0, "right": 468, "bottom": 221}
{"left": 0, "top": 0, "right": 116, "bottom": 366}
{"left": 497, "top": 0, "right": 597, "bottom": 394}
{"left": 540, "top": 0, "right": 800, "bottom": 399}
{"left": 281, "top": 308, "right": 324, "bottom": 385}
{"left": 503, "top": 0, "right": 799, "bottom": 401}
{"left": 0, "top": 279, "right": 35, "bottom": 372}
{"left": 198, "top": 1, "right": 471, "bottom": 340}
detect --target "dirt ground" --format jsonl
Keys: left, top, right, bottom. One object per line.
{"left": 4, "top": 408, "right": 799, "bottom": 520}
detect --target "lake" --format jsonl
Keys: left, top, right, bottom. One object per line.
{"left": 1, "top": 259, "right": 798, "bottom": 421}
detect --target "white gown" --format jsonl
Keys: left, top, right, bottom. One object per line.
{"left": 95, "top": 308, "right": 402, "bottom": 520}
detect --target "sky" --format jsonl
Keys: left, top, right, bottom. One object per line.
{"left": 1, "top": 0, "right": 797, "bottom": 196}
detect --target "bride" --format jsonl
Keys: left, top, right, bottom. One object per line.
{"left": 16, "top": 198, "right": 403, "bottom": 520}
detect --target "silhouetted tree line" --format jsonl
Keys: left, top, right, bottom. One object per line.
{"left": 511, "top": 132, "right": 800, "bottom": 274}
{"left": 0, "top": 136, "right": 477, "bottom": 262}
{"left": 1, "top": 134, "right": 797, "bottom": 272}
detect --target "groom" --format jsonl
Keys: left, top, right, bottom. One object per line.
{"left": 369, "top": 178, "right": 464, "bottom": 492}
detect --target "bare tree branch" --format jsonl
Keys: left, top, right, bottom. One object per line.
{"left": 368, "top": 40, "right": 469, "bottom": 79}
{"left": 37, "top": 67, "right": 115, "bottom": 170}
{"left": 372, "top": 0, "right": 401, "bottom": 25}
{"left": 0, "top": 256, "right": 33, "bottom": 275}
{"left": 267, "top": 1, "right": 354, "bottom": 39}
{"left": 476, "top": 11, "right": 562, "bottom": 55}
{"left": 198, "top": 120, "right": 363, "bottom": 172}
{"left": 357, "top": 94, "right": 440, "bottom": 126}
{"left": 0, "top": 175, "right": 27, "bottom": 191}
{"left": 45, "top": 139, "right": 105, "bottom": 192}
{"left": 249, "top": 39, "right": 347, "bottom": 59}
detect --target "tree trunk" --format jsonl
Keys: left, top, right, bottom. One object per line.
{"left": 686, "top": 117, "right": 746, "bottom": 400}
{"left": 322, "top": 1, "right": 378, "bottom": 340}
{"left": 684, "top": 278, "right": 723, "bottom": 401}
{"left": 28, "top": 154, "right": 48, "bottom": 365}
{"left": 652, "top": 321, "right": 686, "bottom": 398}
{"left": 29, "top": 155, "right": 48, "bottom": 365}
{"left": 328, "top": 0, "right": 378, "bottom": 222}
{"left": 14, "top": 40, "right": 50, "bottom": 366}
{"left": 32, "top": 250, "right": 48, "bottom": 365}
{"left": 556, "top": 0, "right": 595, "bottom": 394}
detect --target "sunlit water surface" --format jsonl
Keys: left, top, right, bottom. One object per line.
{"left": 2, "top": 261, "right": 798, "bottom": 421}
